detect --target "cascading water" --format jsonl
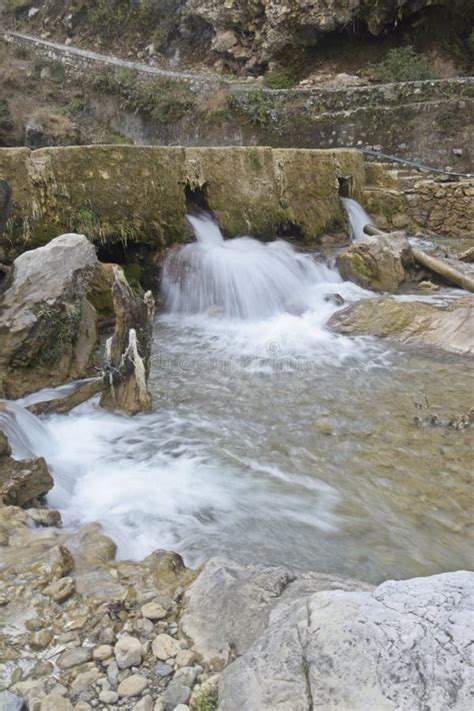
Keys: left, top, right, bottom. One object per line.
{"left": 3, "top": 213, "right": 471, "bottom": 584}
{"left": 162, "top": 213, "right": 364, "bottom": 321}
{"left": 0, "top": 400, "right": 52, "bottom": 459}
{"left": 342, "top": 197, "right": 374, "bottom": 241}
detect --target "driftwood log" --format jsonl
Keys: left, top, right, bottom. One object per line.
{"left": 363, "top": 224, "right": 474, "bottom": 293}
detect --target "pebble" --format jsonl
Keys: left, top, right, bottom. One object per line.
{"left": 57, "top": 647, "right": 92, "bottom": 670}
{"left": 173, "top": 706, "right": 190, "bottom": 711}
{"left": 162, "top": 681, "right": 191, "bottom": 709}
{"left": 98, "top": 690, "right": 119, "bottom": 704}
{"left": 74, "top": 704, "right": 92, "bottom": 711}
{"left": 29, "top": 629, "right": 53, "bottom": 650}
{"left": 175, "top": 650, "right": 195, "bottom": 668}
{"left": 152, "top": 634, "right": 181, "bottom": 660}
{"left": 70, "top": 669, "right": 101, "bottom": 692}
{"left": 115, "top": 635, "right": 143, "bottom": 669}
{"left": 154, "top": 662, "right": 173, "bottom": 678}
{"left": 106, "top": 660, "right": 120, "bottom": 686}
{"left": 141, "top": 602, "right": 167, "bottom": 621}
{"left": 134, "top": 618, "right": 154, "bottom": 636}
{"left": 133, "top": 696, "right": 154, "bottom": 711}
{"left": 92, "top": 644, "right": 113, "bottom": 662}
{"left": 117, "top": 674, "right": 148, "bottom": 698}
{"left": 99, "top": 627, "right": 116, "bottom": 645}
{"left": 44, "top": 576, "right": 75, "bottom": 602}
{"left": 40, "top": 694, "right": 73, "bottom": 711}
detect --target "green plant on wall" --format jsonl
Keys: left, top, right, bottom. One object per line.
{"left": 370, "top": 46, "right": 435, "bottom": 83}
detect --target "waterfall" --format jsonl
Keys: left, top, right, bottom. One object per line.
{"left": 342, "top": 198, "right": 373, "bottom": 241}
{"left": 0, "top": 400, "right": 52, "bottom": 460}
{"left": 162, "top": 213, "right": 343, "bottom": 319}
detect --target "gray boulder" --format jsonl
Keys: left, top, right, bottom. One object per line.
{"left": 0, "top": 234, "right": 98, "bottom": 398}
{"left": 182, "top": 560, "right": 474, "bottom": 711}
{"left": 337, "top": 231, "right": 413, "bottom": 292}
{"left": 181, "top": 557, "right": 371, "bottom": 665}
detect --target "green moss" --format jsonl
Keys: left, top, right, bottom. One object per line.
{"left": 30, "top": 301, "right": 82, "bottom": 366}
{"left": 30, "top": 223, "right": 61, "bottom": 247}
{"left": 123, "top": 262, "right": 144, "bottom": 289}
{"left": 246, "top": 148, "right": 263, "bottom": 171}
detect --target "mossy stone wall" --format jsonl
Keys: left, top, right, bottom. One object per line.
{"left": 0, "top": 145, "right": 366, "bottom": 260}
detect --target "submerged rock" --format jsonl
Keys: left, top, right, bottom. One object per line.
{"left": 329, "top": 295, "right": 474, "bottom": 356}
{"left": 0, "top": 234, "right": 98, "bottom": 398}
{"left": 337, "top": 231, "right": 412, "bottom": 292}
{"left": 100, "top": 267, "right": 155, "bottom": 415}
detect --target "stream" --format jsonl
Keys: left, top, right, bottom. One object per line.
{"left": 4, "top": 213, "right": 473, "bottom": 585}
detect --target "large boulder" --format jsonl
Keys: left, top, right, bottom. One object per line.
{"left": 215, "top": 569, "right": 474, "bottom": 711}
{"left": 329, "top": 295, "right": 474, "bottom": 356}
{"left": 337, "top": 232, "right": 412, "bottom": 292}
{"left": 0, "top": 234, "right": 98, "bottom": 398}
{"left": 181, "top": 558, "right": 372, "bottom": 666}
{"left": 182, "top": 559, "right": 473, "bottom": 711}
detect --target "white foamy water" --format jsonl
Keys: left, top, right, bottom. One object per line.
{"left": 161, "top": 213, "right": 375, "bottom": 364}
{"left": 3, "top": 215, "right": 472, "bottom": 583}
{"left": 342, "top": 197, "right": 374, "bottom": 241}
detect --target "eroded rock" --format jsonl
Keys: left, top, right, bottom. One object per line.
{"left": 217, "top": 570, "right": 474, "bottom": 711}
{"left": 0, "top": 450, "right": 53, "bottom": 508}
{"left": 0, "top": 234, "right": 98, "bottom": 398}
{"left": 337, "top": 231, "right": 412, "bottom": 292}
{"left": 329, "top": 295, "right": 474, "bottom": 356}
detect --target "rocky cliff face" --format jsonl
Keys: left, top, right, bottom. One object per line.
{"left": 182, "top": 0, "right": 450, "bottom": 71}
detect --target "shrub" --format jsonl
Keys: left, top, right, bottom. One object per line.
{"left": 264, "top": 67, "right": 299, "bottom": 89}
{"left": 371, "top": 46, "right": 435, "bottom": 83}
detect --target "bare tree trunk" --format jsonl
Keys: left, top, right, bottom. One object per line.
{"left": 100, "top": 267, "right": 155, "bottom": 415}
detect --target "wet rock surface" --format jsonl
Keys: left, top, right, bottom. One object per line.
{"left": 329, "top": 294, "right": 474, "bottom": 356}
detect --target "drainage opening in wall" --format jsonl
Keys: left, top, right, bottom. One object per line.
{"left": 185, "top": 183, "right": 210, "bottom": 213}
{"left": 338, "top": 176, "right": 353, "bottom": 198}
{"left": 277, "top": 220, "right": 304, "bottom": 241}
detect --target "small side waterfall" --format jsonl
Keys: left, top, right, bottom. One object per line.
{"left": 342, "top": 198, "right": 373, "bottom": 241}
{"left": 162, "top": 213, "right": 342, "bottom": 319}
{"left": 0, "top": 400, "right": 52, "bottom": 459}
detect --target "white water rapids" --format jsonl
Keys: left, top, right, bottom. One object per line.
{"left": 3, "top": 210, "right": 472, "bottom": 583}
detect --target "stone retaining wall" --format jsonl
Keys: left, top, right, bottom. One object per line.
{"left": 405, "top": 180, "right": 474, "bottom": 238}
{"left": 2, "top": 32, "right": 473, "bottom": 171}
{"left": 0, "top": 145, "right": 365, "bottom": 261}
